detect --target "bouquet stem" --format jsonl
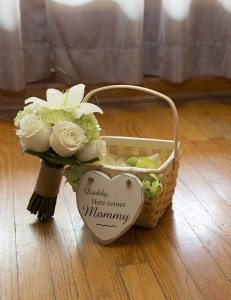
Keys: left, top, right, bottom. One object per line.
{"left": 27, "top": 160, "right": 64, "bottom": 222}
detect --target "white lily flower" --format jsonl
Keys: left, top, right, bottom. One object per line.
{"left": 74, "top": 109, "right": 84, "bottom": 119}
{"left": 25, "top": 84, "right": 103, "bottom": 116}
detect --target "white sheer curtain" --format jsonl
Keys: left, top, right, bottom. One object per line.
{"left": 0, "top": 0, "right": 230, "bottom": 91}
{"left": 0, "top": 0, "right": 51, "bottom": 91}
{"left": 0, "top": 0, "right": 24, "bottom": 91}
{"left": 144, "top": 0, "right": 231, "bottom": 82}
{"left": 46, "top": 0, "right": 144, "bottom": 84}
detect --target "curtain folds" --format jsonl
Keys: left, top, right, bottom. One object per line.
{"left": 144, "top": 0, "right": 231, "bottom": 82}
{"left": 46, "top": 0, "right": 144, "bottom": 84}
{"left": 0, "top": 0, "right": 25, "bottom": 91}
{"left": 20, "top": 0, "right": 51, "bottom": 84}
{"left": 0, "top": 0, "right": 230, "bottom": 91}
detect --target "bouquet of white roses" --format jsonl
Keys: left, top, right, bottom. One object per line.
{"left": 14, "top": 84, "right": 106, "bottom": 221}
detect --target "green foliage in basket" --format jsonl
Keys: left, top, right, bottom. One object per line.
{"left": 142, "top": 174, "right": 163, "bottom": 199}
{"left": 126, "top": 153, "right": 162, "bottom": 169}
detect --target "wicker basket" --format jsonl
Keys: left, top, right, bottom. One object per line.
{"left": 82, "top": 85, "right": 180, "bottom": 228}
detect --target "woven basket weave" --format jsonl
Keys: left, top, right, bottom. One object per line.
{"left": 82, "top": 85, "right": 180, "bottom": 228}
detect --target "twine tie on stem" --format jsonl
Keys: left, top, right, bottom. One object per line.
{"left": 27, "top": 160, "right": 64, "bottom": 222}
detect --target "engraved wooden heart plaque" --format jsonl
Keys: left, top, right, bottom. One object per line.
{"left": 76, "top": 171, "right": 144, "bottom": 244}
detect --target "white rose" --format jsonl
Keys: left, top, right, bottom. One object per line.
{"left": 50, "top": 121, "right": 87, "bottom": 157}
{"left": 75, "top": 139, "right": 107, "bottom": 162}
{"left": 16, "top": 114, "right": 51, "bottom": 152}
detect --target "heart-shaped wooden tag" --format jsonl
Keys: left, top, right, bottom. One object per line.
{"left": 76, "top": 171, "right": 144, "bottom": 244}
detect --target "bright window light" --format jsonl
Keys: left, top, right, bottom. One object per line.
{"left": 162, "top": 0, "right": 191, "bottom": 21}
{"left": 217, "top": 0, "right": 231, "bottom": 13}
{"left": 0, "top": 0, "right": 21, "bottom": 32}
{"left": 53, "top": 0, "right": 94, "bottom": 6}
{"left": 52, "top": 0, "right": 142, "bottom": 20}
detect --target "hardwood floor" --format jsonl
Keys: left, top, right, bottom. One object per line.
{"left": 0, "top": 97, "right": 231, "bottom": 299}
{"left": 1, "top": 76, "right": 231, "bottom": 122}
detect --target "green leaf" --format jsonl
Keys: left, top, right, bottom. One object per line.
{"left": 82, "top": 157, "right": 100, "bottom": 164}
{"left": 142, "top": 180, "right": 151, "bottom": 190}
{"left": 23, "top": 148, "right": 80, "bottom": 166}
{"left": 142, "top": 173, "right": 163, "bottom": 200}
{"left": 63, "top": 164, "right": 86, "bottom": 192}
{"left": 143, "top": 189, "right": 154, "bottom": 199}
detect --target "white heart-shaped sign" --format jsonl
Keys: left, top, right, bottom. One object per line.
{"left": 76, "top": 171, "right": 144, "bottom": 244}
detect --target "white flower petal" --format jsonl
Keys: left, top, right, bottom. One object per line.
{"left": 75, "top": 139, "right": 106, "bottom": 162}
{"left": 46, "top": 88, "right": 64, "bottom": 109}
{"left": 20, "top": 125, "right": 51, "bottom": 152}
{"left": 76, "top": 141, "right": 98, "bottom": 162}
{"left": 74, "top": 108, "right": 84, "bottom": 119}
{"left": 50, "top": 135, "right": 78, "bottom": 157}
{"left": 18, "top": 114, "right": 42, "bottom": 135}
{"left": 67, "top": 84, "right": 85, "bottom": 107}
{"left": 62, "top": 106, "right": 74, "bottom": 112}
{"left": 79, "top": 103, "right": 103, "bottom": 114}
{"left": 50, "top": 121, "right": 87, "bottom": 157}
{"left": 25, "top": 97, "right": 47, "bottom": 106}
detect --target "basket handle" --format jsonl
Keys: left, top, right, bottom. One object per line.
{"left": 83, "top": 85, "right": 179, "bottom": 165}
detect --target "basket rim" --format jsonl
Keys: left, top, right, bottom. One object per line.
{"left": 101, "top": 136, "right": 177, "bottom": 149}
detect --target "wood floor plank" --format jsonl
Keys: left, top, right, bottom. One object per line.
{"left": 63, "top": 184, "right": 129, "bottom": 300}
{"left": 188, "top": 138, "right": 231, "bottom": 180}
{"left": 10, "top": 140, "right": 55, "bottom": 299}
{"left": 108, "top": 231, "right": 147, "bottom": 267}
{"left": 42, "top": 184, "right": 92, "bottom": 299}
{"left": 175, "top": 180, "right": 231, "bottom": 281}
{"left": 181, "top": 105, "right": 231, "bottom": 203}
{"left": 178, "top": 150, "right": 231, "bottom": 235}
{"left": 184, "top": 100, "right": 231, "bottom": 139}
{"left": 134, "top": 227, "right": 203, "bottom": 300}
{"left": 119, "top": 263, "right": 166, "bottom": 300}
{"left": 0, "top": 121, "right": 19, "bottom": 300}
{"left": 159, "top": 201, "right": 231, "bottom": 299}
{"left": 180, "top": 138, "right": 231, "bottom": 204}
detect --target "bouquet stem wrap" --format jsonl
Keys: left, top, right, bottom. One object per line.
{"left": 27, "top": 160, "right": 64, "bottom": 222}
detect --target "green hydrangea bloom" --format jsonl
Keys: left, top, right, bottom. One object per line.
{"left": 75, "top": 114, "right": 100, "bottom": 142}
{"left": 38, "top": 107, "right": 75, "bottom": 124}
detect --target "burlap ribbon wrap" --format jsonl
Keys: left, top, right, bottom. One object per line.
{"left": 34, "top": 162, "right": 64, "bottom": 197}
